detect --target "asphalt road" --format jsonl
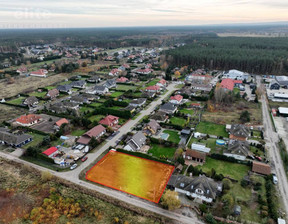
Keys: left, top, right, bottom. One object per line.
{"left": 0, "top": 83, "right": 204, "bottom": 224}
{"left": 256, "top": 76, "right": 288, "bottom": 219}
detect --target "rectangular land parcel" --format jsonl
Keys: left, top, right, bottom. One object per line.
{"left": 86, "top": 151, "right": 174, "bottom": 203}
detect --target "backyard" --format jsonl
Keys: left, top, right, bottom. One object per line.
{"left": 169, "top": 117, "right": 187, "bottom": 127}
{"left": 196, "top": 121, "right": 228, "bottom": 137}
{"left": 116, "top": 84, "right": 137, "bottom": 91}
{"left": 110, "top": 91, "right": 124, "bottom": 98}
{"left": 162, "top": 130, "right": 180, "bottom": 144}
{"left": 0, "top": 104, "right": 27, "bottom": 122}
{"left": 148, "top": 143, "right": 177, "bottom": 159}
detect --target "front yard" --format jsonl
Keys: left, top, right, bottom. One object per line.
{"left": 196, "top": 121, "right": 228, "bottom": 137}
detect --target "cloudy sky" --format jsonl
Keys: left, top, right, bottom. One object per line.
{"left": 0, "top": 0, "right": 287, "bottom": 28}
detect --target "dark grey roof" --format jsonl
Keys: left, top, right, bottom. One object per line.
{"left": 24, "top": 96, "right": 38, "bottom": 105}
{"left": 70, "top": 95, "right": 89, "bottom": 104}
{"left": 275, "top": 76, "right": 288, "bottom": 86}
{"left": 104, "top": 79, "right": 116, "bottom": 88}
{"left": 181, "top": 128, "right": 191, "bottom": 135}
{"left": 123, "top": 105, "right": 136, "bottom": 111}
{"left": 226, "top": 139, "right": 250, "bottom": 157}
{"left": 57, "top": 84, "right": 72, "bottom": 92}
{"left": 160, "top": 102, "right": 177, "bottom": 112}
{"left": 94, "top": 85, "right": 107, "bottom": 92}
{"left": 0, "top": 128, "right": 32, "bottom": 146}
{"left": 129, "top": 98, "right": 146, "bottom": 106}
{"left": 230, "top": 124, "right": 250, "bottom": 138}
{"left": 87, "top": 75, "right": 100, "bottom": 82}
{"left": 171, "top": 175, "right": 222, "bottom": 200}
{"left": 129, "top": 131, "right": 146, "bottom": 149}
{"left": 150, "top": 111, "right": 167, "bottom": 121}
{"left": 146, "top": 119, "right": 160, "bottom": 132}
{"left": 71, "top": 80, "right": 86, "bottom": 87}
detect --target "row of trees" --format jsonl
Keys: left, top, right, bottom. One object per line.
{"left": 165, "top": 37, "right": 288, "bottom": 75}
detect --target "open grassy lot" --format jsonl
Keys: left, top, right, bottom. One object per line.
{"left": 196, "top": 121, "right": 228, "bottom": 137}
{"left": 169, "top": 117, "right": 186, "bottom": 127}
{"left": 116, "top": 84, "right": 137, "bottom": 91}
{"left": 71, "top": 129, "right": 87, "bottom": 136}
{"left": 6, "top": 97, "right": 26, "bottom": 105}
{"left": 89, "top": 115, "right": 105, "bottom": 122}
{"left": 180, "top": 108, "right": 195, "bottom": 116}
{"left": 110, "top": 91, "right": 124, "bottom": 98}
{"left": 199, "top": 157, "right": 250, "bottom": 181}
{"left": 22, "top": 132, "right": 46, "bottom": 149}
{"left": 162, "top": 130, "right": 180, "bottom": 144}
{"left": 29, "top": 91, "right": 47, "bottom": 98}
{"left": 202, "top": 101, "right": 262, "bottom": 125}
{"left": 145, "top": 79, "right": 160, "bottom": 87}
{"left": 0, "top": 104, "right": 27, "bottom": 122}
{"left": 0, "top": 73, "right": 71, "bottom": 98}
{"left": 148, "top": 143, "right": 177, "bottom": 159}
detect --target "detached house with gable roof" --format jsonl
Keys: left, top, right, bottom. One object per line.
{"left": 77, "top": 125, "right": 106, "bottom": 145}
{"left": 224, "top": 139, "right": 250, "bottom": 161}
{"left": 159, "top": 102, "right": 178, "bottom": 114}
{"left": 30, "top": 69, "right": 48, "bottom": 78}
{"left": 99, "top": 115, "right": 119, "bottom": 127}
{"left": 168, "top": 175, "right": 222, "bottom": 203}
{"left": 0, "top": 127, "right": 32, "bottom": 147}
{"left": 16, "top": 114, "right": 42, "bottom": 127}
{"left": 124, "top": 131, "right": 147, "bottom": 151}
{"left": 47, "top": 89, "right": 59, "bottom": 100}
{"left": 228, "top": 124, "right": 250, "bottom": 141}
{"left": 23, "top": 96, "right": 39, "bottom": 108}
{"left": 170, "top": 95, "right": 183, "bottom": 105}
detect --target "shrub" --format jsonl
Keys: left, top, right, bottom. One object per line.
{"left": 41, "top": 171, "right": 53, "bottom": 182}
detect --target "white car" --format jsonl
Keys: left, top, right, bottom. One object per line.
{"left": 70, "top": 164, "right": 78, "bottom": 170}
{"left": 272, "top": 174, "right": 278, "bottom": 184}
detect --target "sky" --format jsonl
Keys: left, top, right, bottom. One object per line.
{"left": 0, "top": 0, "right": 287, "bottom": 28}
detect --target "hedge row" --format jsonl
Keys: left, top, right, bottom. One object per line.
{"left": 159, "top": 122, "right": 183, "bottom": 131}
{"left": 210, "top": 154, "right": 252, "bottom": 166}
{"left": 17, "top": 126, "right": 48, "bottom": 136}
{"left": 1, "top": 102, "right": 28, "bottom": 109}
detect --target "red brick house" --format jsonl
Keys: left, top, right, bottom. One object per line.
{"left": 99, "top": 115, "right": 119, "bottom": 127}
{"left": 16, "top": 114, "right": 42, "bottom": 127}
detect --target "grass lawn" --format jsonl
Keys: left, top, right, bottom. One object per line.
{"left": 79, "top": 106, "right": 93, "bottom": 114}
{"left": 163, "top": 130, "right": 180, "bottom": 144}
{"left": 45, "top": 86, "right": 56, "bottom": 90}
{"left": 90, "top": 102, "right": 102, "bottom": 108}
{"left": 132, "top": 92, "right": 143, "bottom": 97}
{"left": 233, "top": 88, "right": 240, "bottom": 94}
{"left": 148, "top": 143, "right": 177, "bottom": 159}
{"left": 199, "top": 157, "right": 250, "bottom": 181}
{"left": 170, "top": 117, "right": 186, "bottom": 127}
{"left": 119, "top": 118, "right": 128, "bottom": 125}
{"left": 71, "top": 129, "right": 87, "bottom": 136}
{"left": 196, "top": 121, "right": 228, "bottom": 137}
{"left": 189, "top": 138, "right": 218, "bottom": 153}
{"left": 110, "top": 91, "right": 124, "bottom": 98}
{"left": 7, "top": 97, "right": 25, "bottom": 105}
{"left": 145, "top": 79, "right": 160, "bottom": 87}
{"left": 116, "top": 84, "right": 137, "bottom": 91}
{"left": 89, "top": 115, "right": 105, "bottom": 122}
{"left": 22, "top": 132, "right": 46, "bottom": 149}
{"left": 29, "top": 91, "right": 47, "bottom": 98}
{"left": 180, "top": 108, "right": 195, "bottom": 116}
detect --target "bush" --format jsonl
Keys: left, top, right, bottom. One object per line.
{"left": 41, "top": 171, "right": 53, "bottom": 182}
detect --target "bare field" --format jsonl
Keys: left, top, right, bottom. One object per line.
{"left": 0, "top": 104, "right": 27, "bottom": 122}
{"left": 0, "top": 73, "right": 71, "bottom": 98}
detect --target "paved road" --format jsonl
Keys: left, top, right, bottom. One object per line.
{"left": 256, "top": 76, "right": 288, "bottom": 219}
{"left": 0, "top": 83, "right": 204, "bottom": 224}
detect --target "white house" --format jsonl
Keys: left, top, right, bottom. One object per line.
{"left": 222, "top": 69, "right": 249, "bottom": 81}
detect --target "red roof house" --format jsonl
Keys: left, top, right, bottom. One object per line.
{"left": 55, "top": 118, "right": 69, "bottom": 127}
{"left": 42, "top": 147, "right": 58, "bottom": 157}
{"left": 99, "top": 115, "right": 119, "bottom": 127}
{"left": 16, "top": 114, "right": 41, "bottom": 126}
{"left": 77, "top": 125, "right": 106, "bottom": 145}
{"left": 220, "top": 79, "right": 243, "bottom": 91}
{"left": 116, "top": 77, "right": 129, "bottom": 83}
{"left": 252, "top": 161, "right": 271, "bottom": 176}
{"left": 146, "top": 85, "right": 160, "bottom": 92}
{"left": 170, "top": 95, "right": 183, "bottom": 104}
{"left": 47, "top": 89, "right": 59, "bottom": 99}
{"left": 30, "top": 69, "right": 48, "bottom": 78}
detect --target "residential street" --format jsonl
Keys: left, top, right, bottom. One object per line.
{"left": 256, "top": 76, "right": 288, "bottom": 219}
{"left": 0, "top": 83, "right": 204, "bottom": 224}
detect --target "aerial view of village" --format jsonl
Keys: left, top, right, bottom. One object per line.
{"left": 0, "top": 1, "right": 288, "bottom": 224}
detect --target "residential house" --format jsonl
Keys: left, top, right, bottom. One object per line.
{"left": 220, "top": 79, "right": 243, "bottom": 91}
{"left": 191, "top": 143, "right": 211, "bottom": 153}
{"left": 116, "top": 77, "right": 129, "bottom": 83}
{"left": 222, "top": 70, "right": 249, "bottom": 81}
{"left": 70, "top": 95, "right": 90, "bottom": 104}
{"left": 109, "top": 68, "right": 120, "bottom": 76}
{"left": 170, "top": 95, "right": 183, "bottom": 105}
{"left": 167, "top": 175, "right": 222, "bottom": 203}
{"left": 150, "top": 111, "right": 168, "bottom": 122}
{"left": 77, "top": 125, "right": 106, "bottom": 145}
{"left": 190, "top": 103, "right": 202, "bottom": 109}
{"left": 129, "top": 98, "right": 146, "bottom": 107}
{"left": 87, "top": 85, "right": 109, "bottom": 95}
{"left": 145, "top": 85, "right": 160, "bottom": 93}
{"left": 184, "top": 149, "right": 206, "bottom": 164}
{"left": 228, "top": 124, "right": 250, "bottom": 141}
{"left": 99, "top": 115, "right": 119, "bottom": 127}
{"left": 191, "top": 83, "right": 213, "bottom": 93}
{"left": 143, "top": 119, "right": 161, "bottom": 135}
{"left": 55, "top": 118, "right": 69, "bottom": 129}
{"left": 124, "top": 131, "right": 147, "bottom": 151}
{"left": 16, "top": 114, "right": 42, "bottom": 127}
{"left": 104, "top": 79, "right": 117, "bottom": 89}
{"left": 57, "top": 85, "right": 72, "bottom": 94}
{"left": 135, "top": 68, "right": 153, "bottom": 75}
{"left": 223, "top": 139, "right": 250, "bottom": 161}
{"left": 30, "top": 69, "right": 48, "bottom": 78}
{"left": 87, "top": 75, "right": 101, "bottom": 83}
{"left": 47, "top": 89, "right": 59, "bottom": 100}
{"left": 16, "top": 66, "right": 28, "bottom": 76}
{"left": 49, "top": 101, "right": 79, "bottom": 114}
{"left": 186, "top": 74, "right": 212, "bottom": 84}
{"left": 0, "top": 127, "right": 32, "bottom": 147}
{"left": 156, "top": 79, "right": 167, "bottom": 88}
{"left": 42, "top": 147, "right": 58, "bottom": 158}
{"left": 269, "top": 81, "right": 280, "bottom": 90}
{"left": 23, "top": 96, "right": 39, "bottom": 107}
{"left": 123, "top": 105, "right": 136, "bottom": 113}
{"left": 275, "top": 76, "right": 288, "bottom": 88}
{"left": 142, "top": 91, "right": 156, "bottom": 98}
{"left": 71, "top": 80, "right": 86, "bottom": 89}
{"left": 252, "top": 161, "right": 271, "bottom": 176}
{"left": 159, "top": 102, "right": 177, "bottom": 114}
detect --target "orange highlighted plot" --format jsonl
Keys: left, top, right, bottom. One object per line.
{"left": 86, "top": 151, "right": 174, "bottom": 203}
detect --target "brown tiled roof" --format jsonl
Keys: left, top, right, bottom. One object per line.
{"left": 252, "top": 161, "right": 271, "bottom": 175}
{"left": 185, "top": 149, "right": 206, "bottom": 160}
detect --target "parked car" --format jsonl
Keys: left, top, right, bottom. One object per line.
{"left": 272, "top": 174, "right": 278, "bottom": 184}
{"left": 255, "top": 156, "right": 262, "bottom": 161}
{"left": 81, "top": 156, "right": 88, "bottom": 162}
{"left": 247, "top": 155, "right": 255, "bottom": 160}
{"left": 70, "top": 164, "right": 78, "bottom": 170}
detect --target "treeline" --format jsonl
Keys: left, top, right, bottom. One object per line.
{"left": 165, "top": 37, "right": 288, "bottom": 75}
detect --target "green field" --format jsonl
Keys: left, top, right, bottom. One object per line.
{"left": 196, "top": 121, "right": 228, "bottom": 137}
{"left": 180, "top": 108, "right": 195, "bottom": 116}
{"left": 7, "top": 97, "right": 26, "bottom": 105}
{"left": 170, "top": 117, "right": 186, "bottom": 127}
{"left": 110, "top": 91, "right": 124, "bottom": 98}
{"left": 80, "top": 106, "right": 93, "bottom": 114}
{"left": 71, "top": 129, "right": 87, "bottom": 136}
{"left": 145, "top": 79, "right": 160, "bottom": 87}
{"left": 116, "top": 84, "right": 137, "bottom": 91}
{"left": 29, "top": 91, "right": 47, "bottom": 98}
{"left": 90, "top": 102, "right": 103, "bottom": 108}
{"left": 162, "top": 130, "right": 180, "bottom": 144}
{"left": 148, "top": 143, "right": 177, "bottom": 159}
{"left": 199, "top": 157, "right": 250, "bottom": 181}
{"left": 45, "top": 86, "right": 57, "bottom": 90}
{"left": 89, "top": 115, "right": 105, "bottom": 122}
